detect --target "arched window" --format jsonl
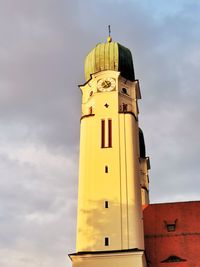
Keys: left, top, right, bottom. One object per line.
{"left": 104, "top": 201, "right": 109, "bottom": 208}
{"left": 121, "top": 88, "right": 128, "bottom": 95}
{"left": 104, "top": 237, "right": 109, "bottom": 246}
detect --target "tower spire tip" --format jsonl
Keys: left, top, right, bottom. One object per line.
{"left": 107, "top": 25, "right": 112, "bottom": 42}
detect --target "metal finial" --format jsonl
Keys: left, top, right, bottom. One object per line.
{"left": 108, "top": 25, "right": 111, "bottom": 37}
{"left": 107, "top": 25, "right": 112, "bottom": 42}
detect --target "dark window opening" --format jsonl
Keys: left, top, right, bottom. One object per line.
{"left": 105, "top": 237, "right": 109, "bottom": 246}
{"left": 90, "top": 91, "right": 93, "bottom": 96}
{"left": 122, "top": 88, "right": 128, "bottom": 95}
{"left": 105, "top": 166, "right": 108, "bottom": 173}
{"left": 104, "top": 201, "right": 109, "bottom": 208}
{"left": 164, "top": 219, "right": 177, "bottom": 232}
{"left": 122, "top": 103, "right": 127, "bottom": 112}
{"left": 167, "top": 224, "right": 176, "bottom": 232}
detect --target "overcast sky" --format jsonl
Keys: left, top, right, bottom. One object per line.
{"left": 0, "top": 0, "right": 200, "bottom": 266}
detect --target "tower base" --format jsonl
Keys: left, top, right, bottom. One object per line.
{"left": 69, "top": 249, "right": 147, "bottom": 267}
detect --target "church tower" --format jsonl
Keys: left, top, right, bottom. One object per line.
{"left": 69, "top": 37, "right": 150, "bottom": 267}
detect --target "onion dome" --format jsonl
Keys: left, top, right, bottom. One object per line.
{"left": 84, "top": 40, "right": 135, "bottom": 82}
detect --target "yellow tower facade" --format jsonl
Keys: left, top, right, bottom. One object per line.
{"left": 69, "top": 40, "right": 150, "bottom": 267}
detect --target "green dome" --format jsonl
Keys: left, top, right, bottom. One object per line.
{"left": 84, "top": 41, "right": 135, "bottom": 82}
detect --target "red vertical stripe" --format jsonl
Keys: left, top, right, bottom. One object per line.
{"left": 101, "top": 120, "right": 105, "bottom": 148}
{"left": 108, "top": 119, "right": 112, "bottom": 147}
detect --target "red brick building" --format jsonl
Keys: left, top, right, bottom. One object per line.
{"left": 143, "top": 201, "right": 200, "bottom": 267}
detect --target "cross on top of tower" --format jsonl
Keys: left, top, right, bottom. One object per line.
{"left": 108, "top": 25, "right": 111, "bottom": 37}
{"left": 107, "top": 25, "right": 112, "bottom": 43}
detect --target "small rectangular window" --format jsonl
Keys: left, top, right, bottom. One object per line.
{"left": 164, "top": 220, "right": 177, "bottom": 232}
{"left": 105, "top": 237, "right": 109, "bottom": 246}
{"left": 167, "top": 224, "right": 176, "bottom": 232}
{"left": 105, "top": 201, "right": 109, "bottom": 208}
{"left": 105, "top": 166, "right": 108, "bottom": 173}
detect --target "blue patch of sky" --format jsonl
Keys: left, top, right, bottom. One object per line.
{"left": 138, "top": 0, "right": 185, "bottom": 20}
{"left": 124, "top": 0, "right": 200, "bottom": 22}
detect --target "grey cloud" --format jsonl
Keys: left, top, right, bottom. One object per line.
{"left": 0, "top": 0, "right": 200, "bottom": 267}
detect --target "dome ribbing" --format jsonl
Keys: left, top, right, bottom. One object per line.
{"left": 84, "top": 42, "right": 135, "bottom": 82}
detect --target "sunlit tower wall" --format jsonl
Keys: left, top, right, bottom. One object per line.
{"left": 69, "top": 39, "right": 150, "bottom": 267}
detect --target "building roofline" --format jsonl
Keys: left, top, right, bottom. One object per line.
{"left": 143, "top": 200, "right": 200, "bottom": 207}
